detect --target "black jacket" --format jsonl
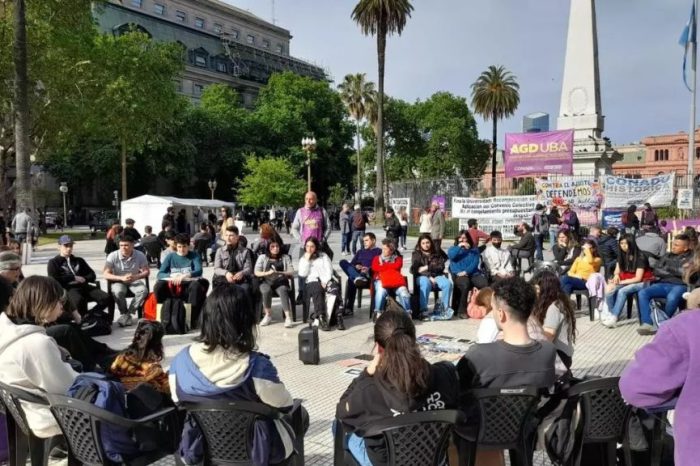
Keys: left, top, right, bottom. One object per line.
{"left": 383, "top": 215, "right": 402, "bottom": 240}
{"left": 597, "top": 235, "right": 618, "bottom": 266}
{"left": 410, "top": 250, "right": 448, "bottom": 277}
{"left": 654, "top": 251, "right": 693, "bottom": 285}
{"left": 337, "top": 361, "right": 458, "bottom": 466}
{"left": 552, "top": 245, "right": 581, "bottom": 268}
{"left": 47, "top": 255, "right": 97, "bottom": 289}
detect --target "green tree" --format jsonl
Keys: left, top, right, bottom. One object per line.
{"left": 87, "top": 30, "right": 184, "bottom": 199}
{"left": 338, "top": 73, "right": 376, "bottom": 203}
{"left": 328, "top": 183, "right": 348, "bottom": 209}
{"left": 238, "top": 157, "right": 306, "bottom": 208}
{"left": 352, "top": 0, "right": 413, "bottom": 215}
{"left": 471, "top": 65, "right": 520, "bottom": 196}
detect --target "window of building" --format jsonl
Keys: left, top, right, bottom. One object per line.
{"left": 154, "top": 3, "right": 165, "bottom": 15}
{"left": 175, "top": 10, "right": 186, "bottom": 22}
{"left": 194, "top": 55, "right": 207, "bottom": 67}
{"left": 195, "top": 17, "right": 205, "bottom": 29}
{"left": 193, "top": 84, "right": 204, "bottom": 96}
{"left": 664, "top": 149, "right": 669, "bottom": 161}
{"left": 695, "top": 147, "right": 700, "bottom": 159}
{"left": 246, "top": 34, "right": 255, "bottom": 45}
{"left": 216, "top": 61, "right": 226, "bottom": 72}
{"left": 262, "top": 39, "right": 270, "bottom": 49}
{"left": 130, "top": 0, "right": 142, "bottom": 8}
{"left": 231, "top": 29, "right": 239, "bottom": 39}
{"left": 275, "top": 44, "right": 283, "bottom": 54}
{"left": 213, "top": 23, "right": 223, "bottom": 33}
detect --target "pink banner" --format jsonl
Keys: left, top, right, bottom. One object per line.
{"left": 504, "top": 130, "right": 574, "bottom": 177}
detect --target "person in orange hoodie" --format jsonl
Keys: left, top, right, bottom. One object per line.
{"left": 371, "top": 238, "right": 411, "bottom": 314}
{"left": 559, "top": 239, "right": 602, "bottom": 296}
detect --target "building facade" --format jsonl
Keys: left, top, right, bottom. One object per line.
{"left": 523, "top": 112, "right": 549, "bottom": 133}
{"left": 95, "top": 0, "right": 326, "bottom": 105}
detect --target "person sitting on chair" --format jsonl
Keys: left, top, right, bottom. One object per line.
{"left": 255, "top": 240, "right": 294, "bottom": 328}
{"left": 191, "top": 223, "right": 212, "bottom": 266}
{"left": 169, "top": 286, "right": 308, "bottom": 466}
{"left": 140, "top": 225, "right": 163, "bottom": 267}
{"left": 508, "top": 222, "right": 535, "bottom": 274}
{"left": 47, "top": 235, "right": 110, "bottom": 323}
{"left": 410, "top": 233, "right": 453, "bottom": 320}
{"left": 559, "top": 239, "right": 602, "bottom": 296}
{"left": 155, "top": 234, "right": 209, "bottom": 327}
{"left": 103, "top": 235, "right": 150, "bottom": 328}
{"left": 339, "top": 232, "right": 381, "bottom": 314}
{"left": 250, "top": 222, "right": 284, "bottom": 258}
{"left": 481, "top": 231, "right": 514, "bottom": 282}
{"left": 212, "top": 226, "right": 253, "bottom": 297}
{"left": 448, "top": 230, "right": 488, "bottom": 317}
{"left": 371, "top": 238, "right": 411, "bottom": 314}
{"left": 122, "top": 218, "right": 141, "bottom": 242}
{"left": 336, "top": 307, "right": 458, "bottom": 466}
{"left": 298, "top": 237, "right": 342, "bottom": 331}
{"left": 552, "top": 230, "right": 581, "bottom": 275}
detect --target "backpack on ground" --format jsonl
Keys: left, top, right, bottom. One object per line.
{"left": 80, "top": 310, "right": 112, "bottom": 337}
{"left": 142, "top": 292, "right": 157, "bottom": 321}
{"left": 160, "top": 298, "right": 188, "bottom": 334}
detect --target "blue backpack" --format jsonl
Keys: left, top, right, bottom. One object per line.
{"left": 67, "top": 373, "right": 141, "bottom": 463}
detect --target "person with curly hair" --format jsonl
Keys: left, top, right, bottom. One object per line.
{"left": 110, "top": 320, "right": 169, "bottom": 393}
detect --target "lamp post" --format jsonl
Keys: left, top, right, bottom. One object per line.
{"left": 208, "top": 179, "right": 218, "bottom": 200}
{"left": 301, "top": 136, "right": 316, "bottom": 192}
{"left": 59, "top": 182, "right": 68, "bottom": 230}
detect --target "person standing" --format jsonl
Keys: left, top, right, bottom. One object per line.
{"left": 560, "top": 202, "right": 580, "bottom": 240}
{"left": 291, "top": 192, "right": 331, "bottom": 303}
{"left": 397, "top": 207, "right": 409, "bottom": 251}
{"left": 531, "top": 204, "right": 549, "bottom": 261}
{"left": 382, "top": 208, "right": 402, "bottom": 244}
{"left": 466, "top": 219, "right": 490, "bottom": 248}
{"left": 339, "top": 204, "right": 352, "bottom": 256}
{"left": 429, "top": 201, "right": 445, "bottom": 250}
{"left": 11, "top": 207, "right": 32, "bottom": 245}
{"left": 103, "top": 235, "right": 150, "bottom": 327}
{"left": 350, "top": 205, "right": 368, "bottom": 255}
{"left": 547, "top": 205, "right": 561, "bottom": 250}
{"left": 640, "top": 202, "right": 658, "bottom": 231}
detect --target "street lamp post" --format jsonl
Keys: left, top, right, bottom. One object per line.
{"left": 208, "top": 179, "right": 218, "bottom": 200}
{"left": 59, "top": 182, "right": 68, "bottom": 230}
{"left": 301, "top": 136, "right": 316, "bottom": 192}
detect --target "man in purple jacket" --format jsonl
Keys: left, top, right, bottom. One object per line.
{"left": 339, "top": 232, "right": 381, "bottom": 313}
{"left": 291, "top": 191, "right": 331, "bottom": 303}
{"left": 619, "top": 307, "right": 700, "bottom": 466}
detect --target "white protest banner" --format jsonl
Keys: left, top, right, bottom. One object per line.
{"left": 453, "top": 196, "right": 537, "bottom": 240}
{"left": 390, "top": 197, "right": 410, "bottom": 214}
{"left": 602, "top": 174, "right": 674, "bottom": 209}
{"left": 677, "top": 189, "right": 694, "bottom": 210}
{"left": 534, "top": 177, "right": 602, "bottom": 210}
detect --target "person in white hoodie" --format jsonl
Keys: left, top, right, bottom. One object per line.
{"left": 0, "top": 275, "right": 78, "bottom": 438}
{"left": 298, "top": 236, "right": 340, "bottom": 330}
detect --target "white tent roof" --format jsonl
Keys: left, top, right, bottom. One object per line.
{"left": 120, "top": 195, "right": 234, "bottom": 209}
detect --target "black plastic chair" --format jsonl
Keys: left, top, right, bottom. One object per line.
{"left": 565, "top": 377, "right": 632, "bottom": 466}
{"left": 334, "top": 410, "right": 463, "bottom": 466}
{"left": 0, "top": 381, "right": 60, "bottom": 466}
{"left": 141, "top": 239, "right": 163, "bottom": 268}
{"left": 455, "top": 386, "right": 540, "bottom": 466}
{"left": 354, "top": 282, "right": 376, "bottom": 320}
{"left": 106, "top": 276, "right": 151, "bottom": 320}
{"left": 47, "top": 394, "right": 178, "bottom": 466}
{"left": 572, "top": 289, "right": 597, "bottom": 321}
{"left": 194, "top": 239, "right": 211, "bottom": 266}
{"left": 179, "top": 399, "right": 306, "bottom": 466}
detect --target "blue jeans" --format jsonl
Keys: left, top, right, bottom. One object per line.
{"left": 341, "top": 232, "right": 352, "bottom": 253}
{"left": 604, "top": 282, "right": 646, "bottom": 318}
{"left": 417, "top": 275, "right": 452, "bottom": 312}
{"left": 549, "top": 227, "right": 558, "bottom": 250}
{"left": 560, "top": 275, "right": 587, "bottom": 295}
{"left": 348, "top": 434, "right": 372, "bottom": 466}
{"left": 637, "top": 282, "right": 687, "bottom": 325}
{"left": 374, "top": 280, "right": 411, "bottom": 312}
{"left": 351, "top": 230, "right": 364, "bottom": 254}
{"left": 534, "top": 233, "right": 544, "bottom": 261}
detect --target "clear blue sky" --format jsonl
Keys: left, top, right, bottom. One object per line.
{"left": 224, "top": 0, "right": 695, "bottom": 146}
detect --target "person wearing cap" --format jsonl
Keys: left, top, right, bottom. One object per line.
{"left": 103, "top": 235, "right": 150, "bottom": 327}
{"left": 482, "top": 231, "right": 515, "bottom": 282}
{"left": 47, "top": 235, "right": 111, "bottom": 322}
{"left": 531, "top": 204, "right": 549, "bottom": 261}
{"left": 122, "top": 218, "right": 141, "bottom": 242}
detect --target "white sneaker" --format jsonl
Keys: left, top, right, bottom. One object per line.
{"left": 312, "top": 318, "right": 320, "bottom": 327}
{"left": 284, "top": 317, "right": 294, "bottom": 328}
{"left": 260, "top": 315, "right": 272, "bottom": 326}
{"left": 117, "top": 314, "right": 133, "bottom": 327}
{"left": 601, "top": 315, "right": 618, "bottom": 328}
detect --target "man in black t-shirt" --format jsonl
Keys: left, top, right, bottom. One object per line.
{"left": 457, "top": 277, "right": 556, "bottom": 464}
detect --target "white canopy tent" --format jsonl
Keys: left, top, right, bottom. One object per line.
{"left": 120, "top": 195, "right": 235, "bottom": 236}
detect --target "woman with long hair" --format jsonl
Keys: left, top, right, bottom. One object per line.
{"left": 552, "top": 229, "right": 581, "bottom": 274}
{"left": 110, "top": 320, "right": 169, "bottom": 393}
{"left": 448, "top": 230, "right": 488, "bottom": 317}
{"left": 298, "top": 237, "right": 342, "bottom": 330}
{"left": 602, "top": 234, "right": 654, "bottom": 328}
{"left": 255, "top": 240, "right": 294, "bottom": 327}
{"left": 0, "top": 276, "right": 78, "bottom": 438}
{"left": 337, "top": 307, "right": 458, "bottom": 466}
{"left": 622, "top": 204, "right": 640, "bottom": 236}
{"left": 559, "top": 239, "right": 602, "bottom": 295}
{"left": 410, "top": 232, "right": 452, "bottom": 319}
{"left": 532, "top": 271, "right": 577, "bottom": 369}
{"left": 170, "top": 286, "right": 307, "bottom": 466}
{"left": 251, "top": 222, "right": 284, "bottom": 258}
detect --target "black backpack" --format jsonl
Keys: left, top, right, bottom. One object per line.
{"left": 160, "top": 298, "right": 187, "bottom": 334}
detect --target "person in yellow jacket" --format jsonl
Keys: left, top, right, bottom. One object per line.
{"left": 560, "top": 239, "right": 602, "bottom": 295}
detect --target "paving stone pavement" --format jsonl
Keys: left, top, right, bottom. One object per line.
{"left": 26, "top": 226, "right": 653, "bottom": 466}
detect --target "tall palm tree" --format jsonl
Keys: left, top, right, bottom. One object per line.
{"left": 471, "top": 65, "right": 520, "bottom": 196}
{"left": 352, "top": 0, "right": 413, "bottom": 215}
{"left": 13, "top": 0, "right": 31, "bottom": 212}
{"left": 338, "top": 73, "right": 376, "bottom": 204}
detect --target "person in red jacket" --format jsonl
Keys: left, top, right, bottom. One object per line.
{"left": 371, "top": 238, "right": 411, "bottom": 314}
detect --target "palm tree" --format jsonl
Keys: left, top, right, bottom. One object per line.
{"left": 352, "top": 0, "right": 413, "bottom": 215}
{"left": 471, "top": 65, "right": 520, "bottom": 196}
{"left": 338, "top": 73, "right": 376, "bottom": 204}
{"left": 13, "top": 0, "right": 31, "bottom": 212}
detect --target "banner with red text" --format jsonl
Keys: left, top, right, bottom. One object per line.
{"left": 504, "top": 130, "right": 574, "bottom": 177}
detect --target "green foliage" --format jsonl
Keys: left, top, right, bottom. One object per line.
{"left": 517, "top": 178, "right": 535, "bottom": 195}
{"left": 328, "top": 183, "right": 348, "bottom": 208}
{"left": 470, "top": 65, "right": 520, "bottom": 121}
{"left": 238, "top": 157, "right": 306, "bottom": 208}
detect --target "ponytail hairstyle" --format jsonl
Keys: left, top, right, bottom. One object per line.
{"left": 374, "top": 307, "right": 430, "bottom": 398}
{"left": 123, "top": 320, "right": 165, "bottom": 362}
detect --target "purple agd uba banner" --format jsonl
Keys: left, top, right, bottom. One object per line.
{"left": 504, "top": 129, "right": 574, "bottom": 177}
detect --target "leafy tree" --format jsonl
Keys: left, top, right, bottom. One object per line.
{"left": 471, "top": 65, "right": 520, "bottom": 196}
{"left": 328, "top": 183, "right": 348, "bottom": 209}
{"left": 352, "top": 0, "right": 413, "bottom": 215}
{"left": 338, "top": 73, "right": 376, "bottom": 203}
{"left": 238, "top": 157, "right": 306, "bottom": 208}
{"left": 252, "top": 72, "right": 354, "bottom": 202}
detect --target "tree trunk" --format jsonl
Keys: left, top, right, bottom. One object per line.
{"left": 0, "top": 147, "right": 8, "bottom": 212}
{"left": 490, "top": 112, "right": 498, "bottom": 197}
{"left": 375, "top": 20, "right": 386, "bottom": 217}
{"left": 12, "top": 0, "right": 31, "bottom": 212}
{"left": 355, "top": 120, "right": 362, "bottom": 205}
{"left": 121, "top": 138, "right": 128, "bottom": 200}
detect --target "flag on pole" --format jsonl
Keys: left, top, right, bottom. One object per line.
{"left": 680, "top": 2, "right": 697, "bottom": 91}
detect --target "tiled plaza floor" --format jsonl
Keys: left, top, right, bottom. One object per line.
{"left": 23, "top": 226, "right": 653, "bottom": 466}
